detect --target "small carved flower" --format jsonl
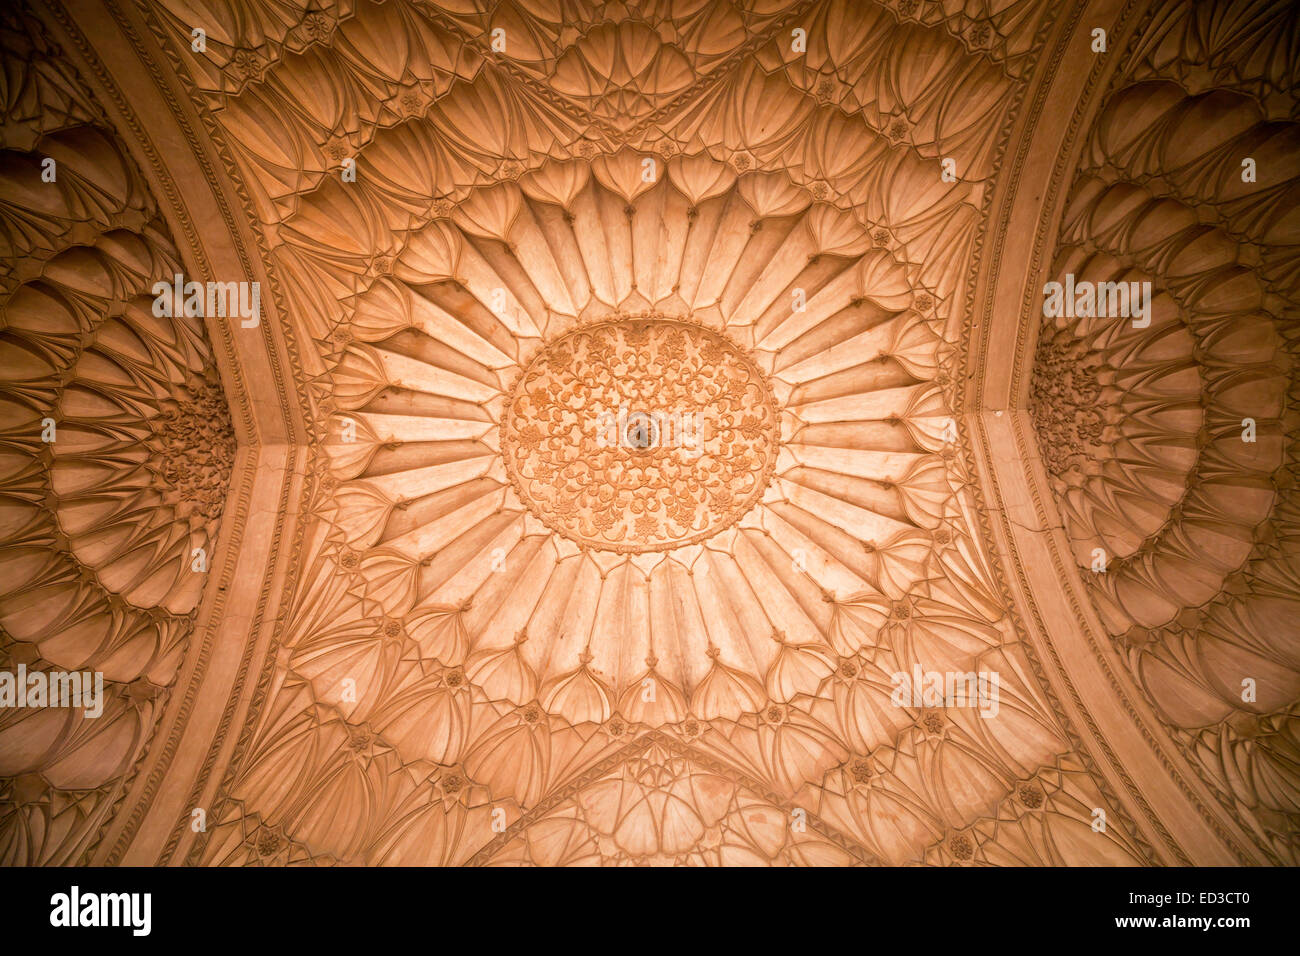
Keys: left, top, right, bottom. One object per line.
{"left": 634, "top": 513, "right": 658, "bottom": 538}
{"left": 607, "top": 716, "right": 626, "bottom": 737}
{"left": 324, "top": 138, "right": 349, "bottom": 162}
{"left": 576, "top": 140, "right": 599, "bottom": 160}
{"left": 256, "top": 830, "right": 282, "bottom": 857}
{"left": 810, "top": 181, "right": 830, "bottom": 201}
{"left": 521, "top": 703, "right": 543, "bottom": 723}
{"left": 1018, "top": 783, "right": 1044, "bottom": 809}
{"left": 888, "top": 118, "right": 909, "bottom": 142}
{"left": 302, "top": 12, "right": 332, "bottom": 40}
{"left": 382, "top": 619, "right": 403, "bottom": 638}
{"left": 348, "top": 731, "right": 372, "bottom": 752}
{"left": 839, "top": 659, "right": 858, "bottom": 678}
{"left": 231, "top": 49, "right": 264, "bottom": 81}
{"left": 872, "top": 228, "right": 890, "bottom": 247}
{"left": 850, "top": 757, "right": 872, "bottom": 784}
{"left": 655, "top": 139, "right": 676, "bottom": 159}
{"left": 372, "top": 255, "right": 393, "bottom": 275}
{"left": 764, "top": 704, "right": 786, "bottom": 725}
{"left": 400, "top": 90, "right": 423, "bottom": 116}
{"left": 969, "top": 23, "right": 992, "bottom": 46}
{"left": 432, "top": 197, "right": 454, "bottom": 218}
{"left": 500, "top": 159, "right": 524, "bottom": 180}
{"left": 897, "top": 0, "right": 919, "bottom": 15}
{"left": 443, "top": 668, "right": 465, "bottom": 688}
{"left": 892, "top": 600, "right": 911, "bottom": 619}
{"left": 731, "top": 152, "right": 752, "bottom": 172}
{"left": 682, "top": 719, "right": 701, "bottom": 738}
{"left": 815, "top": 77, "right": 835, "bottom": 103}
{"left": 949, "top": 833, "right": 974, "bottom": 860}
{"left": 738, "top": 415, "right": 766, "bottom": 440}
{"left": 339, "top": 549, "right": 361, "bottom": 571}
{"left": 914, "top": 293, "right": 933, "bottom": 312}
{"left": 922, "top": 711, "right": 945, "bottom": 735}
{"left": 933, "top": 528, "right": 952, "bottom": 545}
{"left": 441, "top": 773, "right": 463, "bottom": 793}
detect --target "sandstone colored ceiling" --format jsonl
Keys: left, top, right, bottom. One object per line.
{"left": 0, "top": 0, "right": 1295, "bottom": 867}
{"left": 1027, "top": 0, "right": 1300, "bottom": 864}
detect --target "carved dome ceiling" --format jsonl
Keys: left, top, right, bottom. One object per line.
{"left": 0, "top": 0, "right": 1296, "bottom": 868}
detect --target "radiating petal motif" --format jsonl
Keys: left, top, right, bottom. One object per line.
{"left": 0, "top": 10, "right": 234, "bottom": 865}
{"left": 1031, "top": 0, "right": 1300, "bottom": 862}
{"left": 20, "top": 0, "right": 1273, "bottom": 870}
{"left": 186, "top": 130, "right": 1131, "bottom": 865}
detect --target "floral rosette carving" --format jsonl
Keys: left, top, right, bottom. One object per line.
{"left": 502, "top": 316, "right": 780, "bottom": 552}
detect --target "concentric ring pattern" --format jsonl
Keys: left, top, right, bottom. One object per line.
{"left": 8, "top": 0, "right": 1297, "bottom": 869}
{"left": 165, "top": 0, "right": 1148, "bottom": 864}
{"left": 1030, "top": 0, "right": 1300, "bottom": 863}
{"left": 0, "top": 9, "right": 234, "bottom": 865}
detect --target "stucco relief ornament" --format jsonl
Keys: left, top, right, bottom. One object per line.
{"left": 147, "top": 373, "right": 236, "bottom": 523}
{"left": 301, "top": 12, "right": 333, "bottom": 42}
{"left": 229, "top": 49, "right": 265, "bottom": 82}
{"left": 501, "top": 315, "right": 781, "bottom": 553}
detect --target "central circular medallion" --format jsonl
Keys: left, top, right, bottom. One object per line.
{"left": 501, "top": 316, "right": 780, "bottom": 553}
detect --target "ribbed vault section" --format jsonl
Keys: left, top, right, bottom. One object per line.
{"left": 1027, "top": 0, "right": 1300, "bottom": 864}
{"left": 161, "top": 0, "right": 1156, "bottom": 868}
{"left": 0, "top": 8, "right": 236, "bottom": 864}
